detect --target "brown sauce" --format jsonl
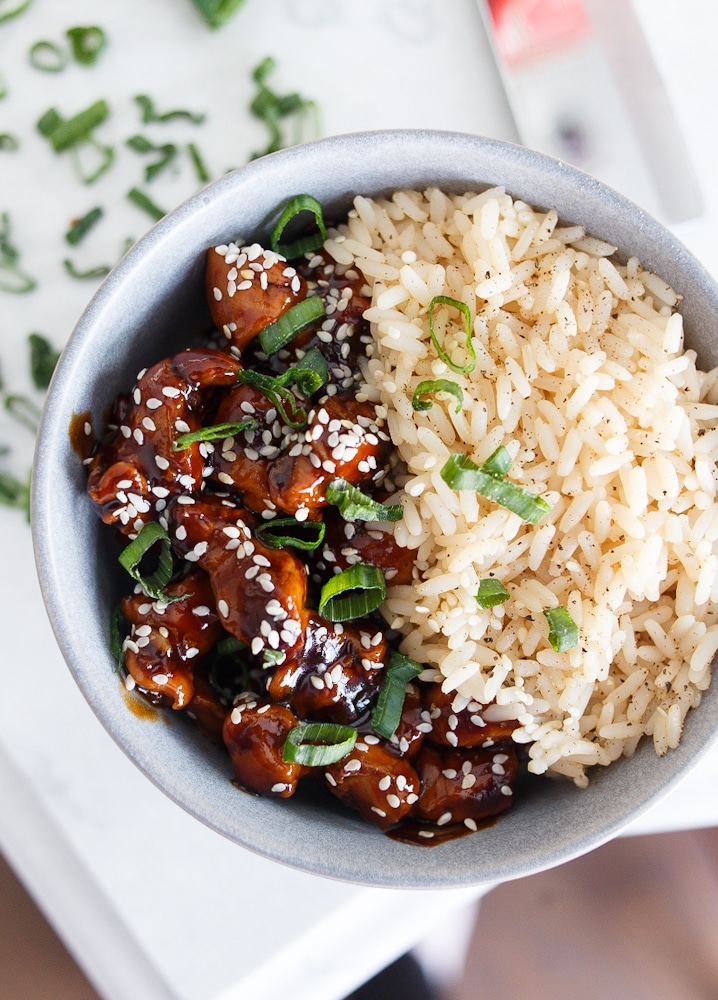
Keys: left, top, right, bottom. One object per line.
{"left": 68, "top": 410, "right": 95, "bottom": 463}
{"left": 387, "top": 815, "right": 499, "bottom": 847}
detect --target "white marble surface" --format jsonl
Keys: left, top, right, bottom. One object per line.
{"left": 2, "top": 2, "right": 718, "bottom": 999}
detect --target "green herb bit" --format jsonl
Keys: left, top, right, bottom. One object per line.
{"left": 283, "top": 722, "right": 357, "bottom": 767}
{"left": 543, "top": 607, "right": 579, "bottom": 653}
{"left": 256, "top": 516, "right": 325, "bottom": 552}
{"left": 277, "top": 347, "right": 328, "bottom": 396}
{"left": 4, "top": 393, "right": 41, "bottom": 433}
{"left": 0, "top": 73, "right": 7, "bottom": 99}
{"left": 482, "top": 445, "right": 512, "bottom": 478}
{"left": 127, "top": 187, "right": 165, "bottom": 222}
{"left": 126, "top": 135, "right": 178, "bottom": 182}
{"left": 0, "top": 0, "right": 33, "bottom": 25}
{"left": 412, "top": 378, "right": 463, "bottom": 413}
{"left": 475, "top": 578, "right": 510, "bottom": 609}
{"left": 65, "top": 206, "right": 103, "bottom": 245}
{"left": 187, "top": 142, "right": 210, "bottom": 183}
{"left": 39, "top": 99, "right": 109, "bottom": 152}
{"left": 0, "top": 134, "right": 18, "bottom": 151}
{"left": 258, "top": 295, "right": 325, "bottom": 355}
{"left": 118, "top": 522, "right": 181, "bottom": 602}
{"left": 262, "top": 648, "right": 285, "bottom": 668}
{"left": 428, "top": 295, "right": 476, "bottom": 375}
{"left": 66, "top": 26, "right": 106, "bottom": 66}
{"left": 270, "top": 193, "right": 327, "bottom": 260}
{"left": 190, "top": 0, "right": 246, "bottom": 28}
{"left": 371, "top": 652, "right": 423, "bottom": 739}
{"left": 29, "top": 40, "right": 67, "bottom": 72}
{"left": 318, "top": 563, "right": 387, "bottom": 622}
{"left": 249, "top": 58, "right": 319, "bottom": 159}
{"left": 28, "top": 333, "right": 60, "bottom": 390}
{"left": 0, "top": 212, "right": 36, "bottom": 293}
{"left": 440, "top": 453, "right": 551, "bottom": 524}
{"left": 0, "top": 468, "right": 31, "bottom": 518}
{"left": 109, "top": 605, "right": 127, "bottom": 673}
{"left": 70, "top": 136, "right": 114, "bottom": 185}
{"left": 63, "top": 258, "right": 110, "bottom": 280}
{"left": 234, "top": 370, "right": 306, "bottom": 428}
{"left": 172, "top": 419, "right": 258, "bottom": 450}
{"left": 326, "top": 479, "right": 403, "bottom": 523}
{"left": 133, "top": 94, "right": 206, "bottom": 124}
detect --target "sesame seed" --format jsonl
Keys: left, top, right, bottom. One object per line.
{"left": 378, "top": 775, "right": 391, "bottom": 791}
{"left": 251, "top": 636, "right": 264, "bottom": 655}
{"left": 213, "top": 286, "right": 222, "bottom": 300}
{"left": 437, "top": 812, "right": 452, "bottom": 826}
{"left": 418, "top": 830, "right": 435, "bottom": 839}
{"left": 153, "top": 674, "right": 169, "bottom": 686}
{"left": 371, "top": 807, "right": 387, "bottom": 818}
{"left": 344, "top": 758, "right": 361, "bottom": 772}
{"left": 155, "top": 455, "right": 170, "bottom": 471}
{"left": 500, "top": 785, "right": 513, "bottom": 796}
{"left": 217, "top": 600, "right": 229, "bottom": 617}
{"left": 386, "top": 794, "right": 401, "bottom": 809}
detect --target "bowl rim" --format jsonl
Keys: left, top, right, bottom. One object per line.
{"left": 31, "top": 128, "right": 718, "bottom": 888}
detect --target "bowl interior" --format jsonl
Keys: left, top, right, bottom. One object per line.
{"left": 32, "top": 130, "right": 718, "bottom": 887}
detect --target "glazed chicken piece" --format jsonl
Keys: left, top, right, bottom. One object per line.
{"left": 422, "top": 683, "right": 519, "bottom": 749}
{"left": 184, "top": 670, "right": 230, "bottom": 745}
{"left": 267, "top": 613, "right": 386, "bottom": 725}
{"left": 87, "top": 349, "right": 240, "bottom": 534}
{"left": 223, "top": 693, "right": 306, "bottom": 797}
{"left": 318, "top": 511, "right": 415, "bottom": 587}
{"left": 383, "top": 682, "right": 426, "bottom": 760}
{"left": 324, "top": 739, "right": 420, "bottom": 831}
{"left": 266, "top": 395, "right": 392, "bottom": 516}
{"left": 208, "top": 381, "right": 283, "bottom": 514}
{"left": 206, "top": 241, "right": 307, "bottom": 356}
{"left": 168, "top": 493, "right": 307, "bottom": 663}
{"left": 412, "top": 743, "right": 518, "bottom": 826}
{"left": 121, "top": 570, "right": 223, "bottom": 709}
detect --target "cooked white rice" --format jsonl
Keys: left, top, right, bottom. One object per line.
{"left": 324, "top": 186, "right": 718, "bottom": 787}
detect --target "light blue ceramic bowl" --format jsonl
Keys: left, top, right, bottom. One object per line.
{"left": 32, "top": 131, "right": 718, "bottom": 887}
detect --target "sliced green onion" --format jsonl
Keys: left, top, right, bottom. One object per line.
{"left": 172, "top": 419, "right": 258, "bottom": 450}
{"left": 127, "top": 187, "right": 165, "bottom": 221}
{"left": 39, "top": 99, "right": 109, "bottom": 152}
{"left": 318, "top": 563, "right": 386, "bottom": 621}
{"left": 0, "top": 134, "right": 17, "bottom": 151}
{"left": 0, "top": 212, "right": 36, "bottom": 293}
{"left": 29, "top": 40, "right": 67, "bottom": 72}
{"left": 543, "top": 607, "right": 579, "bottom": 652}
{"left": 216, "top": 635, "right": 245, "bottom": 656}
{"left": 66, "top": 26, "right": 106, "bottom": 66}
{"left": 262, "top": 648, "right": 285, "bottom": 668}
{"left": 0, "top": 469, "right": 30, "bottom": 516}
{"left": 190, "top": 0, "right": 247, "bottom": 29}
{"left": 482, "top": 445, "right": 512, "bottom": 479}
{"left": 440, "top": 453, "right": 551, "bottom": 524}
{"left": 0, "top": 0, "right": 33, "bottom": 24}
{"left": 5, "top": 394, "right": 41, "bottom": 433}
{"left": 258, "top": 295, "right": 325, "bottom": 355}
{"left": 70, "top": 136, "right": 114, "bottom": 184}
{"left": 371, "top": 652, "right": 423, "bottom": 739}
{"left": 428, "top": 295, "right": 476, "bottom": 375}
{"left": 326, "top": 479, "right": 403, "bottom": 523}
{"left": 63, "top": 258, "right": 110, "bottom": 280}
{"left": 65, "top": 206, "right": 103, "bottom": 245}
{"left": 476, "top": 579, "right": 510, "bottom": 609}
{"left": 126, "top": 135, "right": 177, "bottom": 182}
{"left": 283, "top": 722, "right": 357, "bottom": 766}
{"left": 187, "top": 142, "right": 210, "bottom": 183}
{"left": 133, "top": 94, "right": 206, "bottom": 124}
{"left": 412, "top": 378, "right": 463, "bottom": 413}
{"left": 36, "top": 107, "right": 62, "bottom": 138}
{"left": 277, "top": 346, "right": 328, "bottom": 397}
{"left": 256, "top": 516, "right": 325, "bottom": 551}
{"left": 28, "top": 333, "right": 60, "bottom": 390}
{"left": 109, "top": 606, "right": 126, "bottom": 673}
{"left": 270, "top": 194, "right": 327, "bottom": 260}
{"left": 235, "top": 370, "right": 306, "bottom": 428}
{"left": 118, "top": 522, "right": 177, "bottom": 601}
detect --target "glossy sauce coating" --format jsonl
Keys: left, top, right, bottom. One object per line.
{"left": 87, "top": 220, "right": 521, "bottom": 841}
